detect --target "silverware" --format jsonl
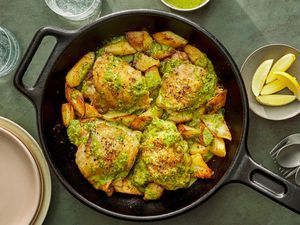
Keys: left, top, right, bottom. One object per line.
{"left": 295, "top": 167, "right": 300, "bottom": 185}
{"left": 270, "top": 133, "right": 300, "bottom": 179}
{"left": 270, "top": 133, "right": 300, "bottom": 157}
{"left": 278, "top": 167, "right": 299, "bottom": 178}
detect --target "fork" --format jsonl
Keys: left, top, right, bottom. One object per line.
{"left": 278, "top": 167, "right": 299, "bottom": 178}
{"left": 269, "top": 133, "right": 300, "bottom": 178}
{"left": 270, "top": 154, "right": 296, "bottom": 178}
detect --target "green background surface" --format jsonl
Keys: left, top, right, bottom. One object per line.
{"left": 1, "top": 0, "right": 300, "bottom": 224}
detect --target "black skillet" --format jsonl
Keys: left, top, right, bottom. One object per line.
{"left": 13, "top": 10, "right": 300, "bottom": 220}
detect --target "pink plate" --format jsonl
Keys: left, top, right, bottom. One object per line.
{"left": 0, "top": 127, "right": 41, "bottom": 225}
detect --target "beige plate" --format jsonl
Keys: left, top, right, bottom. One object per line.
{"left": 241, "top": 44, "right": 300, "bottom": 120}
{"left": 0, "top": 117, "right": 51, "bottom": 225}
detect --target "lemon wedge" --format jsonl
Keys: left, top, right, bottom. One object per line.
{"left": 256, "top": 95, "right": 296, "bottom": 106}
{"left": 274, "top": 71, "right": 300, "bottom": 100}
{"left": 260, "top": 79, "right": 286, "bottom": 95}
{"left": 251, "top": 59, "right": 273, "bottom": 96}
{"left": 266, "top": 53, "right": 296, "bottom": 83}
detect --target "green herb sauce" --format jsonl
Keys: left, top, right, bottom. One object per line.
{"left": 159, "top": 58, "right": 183, "bottom": 75}
{"left": 67, "top": 120, "right": 91, "bottom": 146}
{"left": 146, "top": 42, "right": 174, "bottom": 59}
{"left": 145, "top": 70, "right": 161, "bottom": 92}
{"left": 132, "top": 160, "right": 149, "bottom": 187}
{"left": 164, "top": 0, "right": 206, "bottom": 9}
{"left": 202, "top": 127, "right": 213, "bottom": 146}
{"left": 198, "top": 59, "right": 218, "bottom": 103}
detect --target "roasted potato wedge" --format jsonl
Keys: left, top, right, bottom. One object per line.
{"left": 100, "top": 111, "right": 138, "bottom": 127}
{"left": 198, "top": 125, "right": 214, "bottom": 146}
{"left": 130, "top": 115, "right": 152, "bottom": 130}
{"left": 191, "top": 153, "right": 213, "bottom": 179}
{"left": 133, "top": 52, "right": 160, "bottom": 71}
{"left": 144, "top": 183, "right": 164, "bottom": 200}
{"left": 178, "top": 123, "right": 213, "bottom": 146}
{"left": 153, "top": 31, "right": 188, "bottom": 48}
{"left": 141, "top": 105, "right": 163, "bottom": 118}
{"left": 93, "top": 112, "right": 137, "bottom": 127}
{"left": 84, "top": 103, "right": 102, "bottom": 118}
{"left": 66, "top": 52, "right": 95, "bottom": 88}
{"left": 202, "top": 152, "right": 214, "bottom": 163}
{"left": 201, "top": 113, "right": 232, "bottom": 140}
{"left": 167, "top": 110, "right": 193, "bottom": 123}
{"left": 184, "top": 44, "right": 208, "bottom": 68}
{"left": 103, "top": 38, "right": 137, "bottom": 56}
{"left": 125, "top": 31, "right": 153, "bottom": 51}
{"left": 146, "top": 42, "right": 175, "bottom": 60}
{"left": 210, "top": 137, "right": 226, "bottom": 157}
{"left": 113, "top": 177, "right": 143, "bottom": 196}
{"left": 120, "top": 54, "right": 134, "bottom": 64}
{"left": 130, "top": 105, "right": 163, "bottom": 130}
{"left": 189, "top": 142, "right": 209, "bottom": 155}
{"left": 114, "top": 114, "right": 137, "bottom": 127}
{"left": 177, "top": 124, "right": 201, "bottom": 139}
{"left": 65, "top": 86, "right": 85, "bottom": 118}
{"left": 102, "top": 111, "right": 131, "bottom": 121}
{"left": 206, "top": 89, "right": 227, "bottom": 114}
{"left": 61, "top": 103, "right": 75, "bottom": 127}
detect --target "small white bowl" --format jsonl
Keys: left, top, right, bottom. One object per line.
{"left": 161, "top": 0, "right": 210, "bottom": 11}
{"left": 241, "top": 44, "right": 300, "bottom": 120}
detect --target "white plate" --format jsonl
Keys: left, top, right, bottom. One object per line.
{"left": 241, "top": 44, "right": 300, "bottom": 120}
{"left": 0, "top": 117, "right": 51, "bottom": 225}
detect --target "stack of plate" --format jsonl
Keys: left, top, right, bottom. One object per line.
{"left": 0, "top": 117, "right": 51, "bottom": 225}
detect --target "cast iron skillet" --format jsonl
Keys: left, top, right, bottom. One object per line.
{"left": 14, "top": 10, "right": 300, "bottom": 220}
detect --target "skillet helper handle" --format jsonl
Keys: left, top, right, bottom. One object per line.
{"left": 228, "top": 150, "right": 300, "bottom": 214}
{"left": 14, "top": 27, "right": 72, "bottom": 107}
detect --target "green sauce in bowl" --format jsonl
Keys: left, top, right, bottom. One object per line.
{"left": 164, "top": 0, "right": 207, "bottom": 9}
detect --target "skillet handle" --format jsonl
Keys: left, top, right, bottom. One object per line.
{"left": 14, "top": 27, "right": 73, "bottom": 108}
{"left": 226, "top": 145, "right": 300, "bottom": 214}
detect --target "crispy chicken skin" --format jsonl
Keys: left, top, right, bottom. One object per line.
{"left": 156, "top": 61, "right": 207, "bottom": 111}
{"left": 92, "top": 53, "right": 151, "bottom": 112}
{"left": 68, "top": 119, "right": 141, "bottom": 196}
{"left": 132, "top": 118, "right": 193, "bottom": 199}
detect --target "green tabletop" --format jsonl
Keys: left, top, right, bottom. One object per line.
{"left": 1, "top": 0, "right": 300, "bottom": 224}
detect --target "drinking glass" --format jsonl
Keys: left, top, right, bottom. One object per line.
{"left": 0, "top": 27, "right": 20, "bottom": 77}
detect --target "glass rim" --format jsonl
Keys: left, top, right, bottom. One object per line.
{"left": 0, "top": 27, "right": 20, "bottom": 77}
{"left": 0, "top": 27, "right": 14, "bottom": 73}
{"left": 44, "top": 0, "right": 101, "bottom": 20}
